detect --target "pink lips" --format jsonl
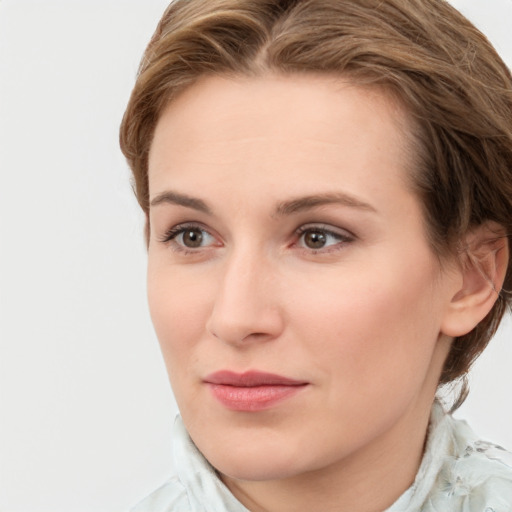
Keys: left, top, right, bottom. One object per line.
{"left": 204, "top": 370, "right": 308, "bottom": 412}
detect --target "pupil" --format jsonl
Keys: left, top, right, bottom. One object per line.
{"left": 183, "top": 229, "right": 203, "bottom": 248}
{"left": 305, "top": 231, "right": 326, "bottom": 249}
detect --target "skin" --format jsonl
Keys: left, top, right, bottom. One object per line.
{"left": 146, "top": 74, "right": 482, "bottom": 512}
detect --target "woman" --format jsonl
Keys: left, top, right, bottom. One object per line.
{"left": 120, "top": 0, "right": 512, "bottom": 510}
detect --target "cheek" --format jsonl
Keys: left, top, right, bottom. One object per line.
{"left": 147, "top": 266, "right": 216, "bottom": 421}
{"left": 147, "top": 261, "right": 209, "bottom": 368}
{"left": 288, "top": 254, "right": 445, "bottom": 392}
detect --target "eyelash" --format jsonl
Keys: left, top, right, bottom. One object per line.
{"left": 294, "top": 224, "right": 355, "bottom": 253}
{"left": 158, "top": 222, "right": 355, "bottom": 255}
{"left": 159, "top": 223, "right": 217, "bottom": 254}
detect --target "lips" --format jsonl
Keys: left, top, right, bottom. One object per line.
{"left": 204, "top": 370, "right": 308, "bottom": 412}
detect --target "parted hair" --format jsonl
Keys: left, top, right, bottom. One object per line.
{"left": 120, "top": 0, "right": 512, "bottom": 405}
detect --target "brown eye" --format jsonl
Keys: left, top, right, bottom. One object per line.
{"left": 296, "top": 225, "right": 353, "bottom": 252}
{"left": 181, "top": 228, "right": 204, "bottom": 248}
{"left": 303, "top": 230, "right": 327, "bottom": 249}
{"left": 160, "top": 224, "right": 217, "bottom": 251}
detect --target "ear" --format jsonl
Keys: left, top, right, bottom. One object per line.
{"left": 441, "top": 222, "right": 509, "bottom": 338}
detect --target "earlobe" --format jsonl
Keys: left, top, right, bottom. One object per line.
{"left": 441, "top": 222, "right": 509, "bottom": 338}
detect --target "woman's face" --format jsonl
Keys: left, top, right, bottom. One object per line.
{"left": 147, "top": 74, "right": 460, "bottom": 482}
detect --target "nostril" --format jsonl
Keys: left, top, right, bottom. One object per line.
{"left": 242, "top": 332, "right": 273, "bottom": 342}
{"left": 205, "top": 261, "right": 285, "bottom": 345}
{"left": 206, "top": 310, "right": 284, "bottom": 346}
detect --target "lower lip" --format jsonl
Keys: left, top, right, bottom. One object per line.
{"left": 206, "top": 383, "right": 307, "bottom": 412}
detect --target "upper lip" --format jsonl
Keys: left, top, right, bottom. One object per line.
{"left": 204, "top": 370, "right": 308, "bottom": 387}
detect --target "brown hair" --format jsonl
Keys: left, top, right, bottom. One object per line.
{"left": 120, "top": 0, "right": 512, "bottom": 405}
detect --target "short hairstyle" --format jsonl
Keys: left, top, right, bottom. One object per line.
{"left": 120, "top": 0, "right": 512, "bottom": 405}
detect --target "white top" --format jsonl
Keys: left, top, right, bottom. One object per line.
{"left": 131, "top": 403, "right": 512, "bottom": 511}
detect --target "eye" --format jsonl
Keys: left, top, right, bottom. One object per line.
{"left": 177, "top": 227, "right": 209, "bottom": 248}
{"left": 296, "top": 225, "right": 353, "bottom": 251}
{"left": 160, "top": 223, "right": 218, "bottom": 250}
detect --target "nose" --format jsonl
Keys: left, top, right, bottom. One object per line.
{"left": 205, "top": 250, "right": 284, "bottom": 346}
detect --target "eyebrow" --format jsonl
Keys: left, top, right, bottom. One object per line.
{"left": 150, "top": 190, "right": 212, "bottom": 214}
{"left": 149, "top": 190, "right": 376, "bottom": 216}
{"left": 275, "top": 192, "right": 377, "bottom": 216}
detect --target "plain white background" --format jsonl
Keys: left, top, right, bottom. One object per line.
{"left": 0, "top": 1, "right": 511, "bottom": 511}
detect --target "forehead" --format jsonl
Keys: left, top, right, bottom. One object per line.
{"left": 148, "top": 73, "right": 416, "bottom": 207}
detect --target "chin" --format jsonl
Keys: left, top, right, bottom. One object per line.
{"left": 191, "top": 423, "right": 324, "bottom": 482}
{"left": 211, "top": 449, "right": 304, "bottom": 482}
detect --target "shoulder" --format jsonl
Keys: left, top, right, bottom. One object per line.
{"left": 430, "top": 413, "right": 512, "bottom": 511}
{"left": 130, "top": 477, "right": 191, "bottom": 512}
